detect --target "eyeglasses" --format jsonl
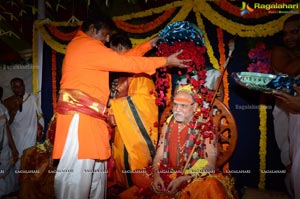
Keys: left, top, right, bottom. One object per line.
{"left": 173, "top": 102, "right": 194, "bottom": 110}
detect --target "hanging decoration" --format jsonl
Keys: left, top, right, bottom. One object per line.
{"left": 46, "top": 25, "right": 79, "bottom": 41}
{"left": 217, "top": 28, "right": 230, "bottom": 107}
{"left": 114, "top": 8, "right": 176, "bottom": 34}
{"left": 258, "top": 103, "right": 267, "bottom": 189}
{"left": 194, "top": 11, "right": 220, "bottom": 69}
{"left": 194, "top": 0, "right": 292, "bottom": 37}
{"left": 246, "top": 42, "right": 271, "bottom": 189}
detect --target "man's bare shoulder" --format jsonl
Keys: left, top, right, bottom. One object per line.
{"left": 272, "top": 46, "right": 290, "bottom": 54}
{"left": 3, "top": 95, "right": 21, "bottom": 109}
{"left": 4, "top": 95, "right": 17, "bottom": 103}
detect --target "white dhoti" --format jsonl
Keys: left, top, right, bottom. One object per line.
{"left": 9, "top": 93, "right": 43, "bottom": 170}
{"left": 288, "top": 113, "right": 300, "bottom": 199}
{"left": 54, "top": 114, "right": 107, "bottom": 199}
{"left": 272, "top": 104, "right": 292, "bottom": 196}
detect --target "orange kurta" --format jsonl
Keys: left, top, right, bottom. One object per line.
{"left": 52, "top": 30, "right": 166, "bottom": 160}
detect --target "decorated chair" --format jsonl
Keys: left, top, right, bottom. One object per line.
{"left": 160, "top": 98, "right": 238, "bottom": 169}
{"left": 116, "top": 98, "right": 238, "bottom": 199}
{"left": 117, "top": 21, "right": 238, "bottom": 199}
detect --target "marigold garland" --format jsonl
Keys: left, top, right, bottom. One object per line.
{"left": 217, "top": 27, "right": 231, "bottom": 172}
{"left": 35, "top": 1, "right": 292, "bottom": 55}
{"left": 112, "top": 1, "right": 183, "bottom": 21}
{"left": 114, "top": 8, "right": 176, "bottom": 34}
{"left": 35, "top": 19, "right": 82, "bottom": 54}
{"left": 129, "top": 2, "right": 193, "bottom": 46}
{"left": 217, "top": 28, "right": 229, "bottom": 106}
{"left": 195, "top": 0, "right": 292, "bottom": 37}
{"left": 258, "top": 103, "right": 267, "bottom": 189}
{"left": 246, "top": 42, "right": 270, "bottom": 189}
{"left": 195, "top": 11, "right": 220, "bottom": 69}
{"left": 46, "top": 24, "right": 79, "bottom": 41}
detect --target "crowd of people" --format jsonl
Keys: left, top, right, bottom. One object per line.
{"left": 0, "top": 13, "right": 299, "bottom": 199}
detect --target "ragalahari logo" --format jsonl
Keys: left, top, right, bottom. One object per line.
{"left": 240, "top": 2, "right": 254, "bottom": 16}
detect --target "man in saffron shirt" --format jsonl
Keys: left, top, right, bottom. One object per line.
{"left": 52, "top": 15, "right": 190, "bottom": 199}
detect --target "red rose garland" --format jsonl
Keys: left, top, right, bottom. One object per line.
{"left": 136, "top": 40, "right": 217, "bottom": 197}
{"left": 155, "top": 39, "right": 216, "bottom": 159}
{"left": 155, "top": 41, "right": 208, "bottom": 106}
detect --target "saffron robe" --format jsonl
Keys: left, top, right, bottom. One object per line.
{"left": 110, "top": 41, "right": 158, "bottom": 187}
{"left": 119, "top": 122, "right": 237, "bottom": 199}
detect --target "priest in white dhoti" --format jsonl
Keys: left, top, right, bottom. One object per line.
{"left": 3, "top": 78, "right": 44, "bottom": 171}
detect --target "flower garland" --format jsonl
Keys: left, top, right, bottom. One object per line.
{"left": 217, "top": 27, "right": 230, "bottom": 172}
{"left": 36, "top": 0, "right": 291, "bottom": 56}
{"left": 35, "top": 19, "right": 82, "bottom": 54}
{"left": 258, "top": 104, "right": 267, "bottom": 189}
{"left": 46, "top": 24, "right": 79, "bottom": 41}
{"left": 150, "top": 35, "right": 216, "bottom": 195}
{"left": 194, "top": 0, "right": 292, "bottom": 37}
{"left": 114, "top": 8, "right": 176, "bottom": 34}
{"left": 154, "top": 22, "right": 214, "bottom": 133}
{"left": 129, "top": 1, "right": 193, "bottom": 46}
{"left": 155, "top": 41, "right": 207, "bottom": 106}
{"left": 195, "top": 11, "right": 220, "bottom": 69}
{"left": 112, "top": 1, "right": 183, "bottom": 21}
{"left": 246, "top": 42, "right": 271, "bottom": 189}
{"left": 217, "top": 28, "right": 230, "bottom": 107}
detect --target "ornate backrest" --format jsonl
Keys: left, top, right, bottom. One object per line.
{"left": 159, "top": 98, "right": 238, "bottom": 168}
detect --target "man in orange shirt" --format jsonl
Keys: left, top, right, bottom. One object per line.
{"left": 52, "top": 15, "right": 190, "bottom": 199}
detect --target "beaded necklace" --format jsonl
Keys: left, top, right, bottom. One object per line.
{"left": 162, "top": 118, "right": 202, "bottom": 169}
{"left": 176, "top": 123, "right": 187, "bottom": 166}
